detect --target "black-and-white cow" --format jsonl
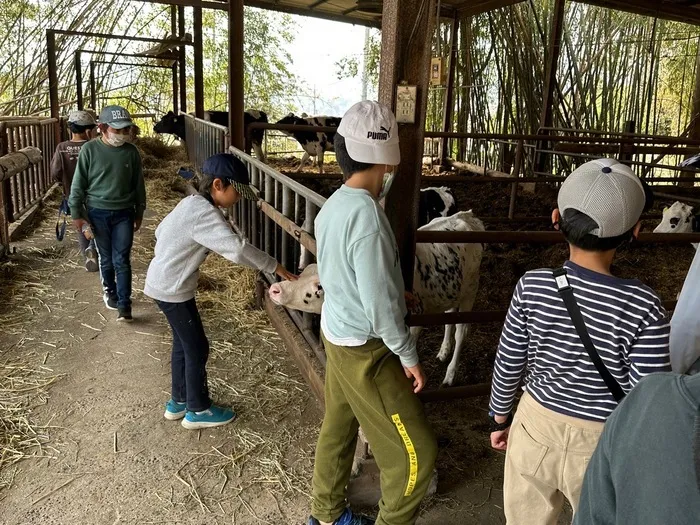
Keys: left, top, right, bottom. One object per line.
{"left": 275, "top": 113, "right": 341, "bottom": 174}
{"left": 153, "top": 110, "right": 268, "bottom": 161}
{"left": 297, "top": 186, "right": 457, "bottom": 270}
{"left": 269, "top": 210, "right": 486, "bottom": 386}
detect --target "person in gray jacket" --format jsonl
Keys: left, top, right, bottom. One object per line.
{"left": 574, "top": 372, "right": 700, "bottom": 525}
{"left": 144, "top": 153, "right": 296, "bottom": 430}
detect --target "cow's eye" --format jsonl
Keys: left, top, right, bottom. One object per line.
{"left": 317, "top": 284, "right": 323, "bottom": 291}
{"left": 670, "top": 217, "right": 680, "bottom": 227}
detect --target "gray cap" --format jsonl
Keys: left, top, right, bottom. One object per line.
{"left": 98, "top": 105, "right": 133, "bottom": 129}
{"left": 67, "top": 110, "right": 96, "bottom": 126}
{"left": 558, "top": 158, "right": 646, "bottom": 238}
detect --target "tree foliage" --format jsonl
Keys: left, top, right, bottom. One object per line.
{"left": 0, "top": 2, "right": 298, "bottom": 121}
{"left": 334, "top": 1, "right": 700, "bottom": 171}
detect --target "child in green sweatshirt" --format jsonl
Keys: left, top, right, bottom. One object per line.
{"left": 69, "top": 105, "right": 146, "bottom": 322}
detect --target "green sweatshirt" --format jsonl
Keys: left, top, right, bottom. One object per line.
{"left": 315, "top": 185, "right": 418, "bottom": 368}
{"left": 574, "top": 373, "right": 700, "bottom": 525}
{"left": 68, "top": 138, "right": 146, "bottom": 221}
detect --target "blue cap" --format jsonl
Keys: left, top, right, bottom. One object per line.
{"left": 202, "top": 153, "right": 258, "bottom": 200}
{"left": 98, "top": 105, "right": 133, "bottom": 129}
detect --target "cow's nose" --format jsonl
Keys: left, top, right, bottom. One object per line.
{"left": 269, "top": 283, "right": 283, "bottom": 303}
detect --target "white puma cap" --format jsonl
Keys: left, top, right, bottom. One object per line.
{"left": 337, "top": 101, "right": 400, "bottom": 166}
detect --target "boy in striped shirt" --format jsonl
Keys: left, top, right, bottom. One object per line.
{"left": 488, "top": 159, "right": 671, "bottom": 524}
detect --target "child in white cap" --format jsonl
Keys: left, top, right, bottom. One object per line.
{"left": 308, "top": 101, "right": 437, "bottom": 525}
{"left": 51, "top": 110, "right": 98, "bottom": 271}
{"left": 488, "top": 159, "right": 671, "bottom": 524}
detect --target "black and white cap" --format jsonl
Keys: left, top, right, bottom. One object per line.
{"left": 558, "top": 159, "right": 648, "bottom": 238}
{"left": 67, "top": 110, "right": 96, "bottom": 127}
{"left": 337, "top": 101, "right": 400, "bottom": 165}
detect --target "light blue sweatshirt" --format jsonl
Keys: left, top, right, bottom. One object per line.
{"left": 315, "top": 185, "right": 418, "bottom": 367}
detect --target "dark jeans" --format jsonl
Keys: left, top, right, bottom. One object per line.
{"left": 156, "top": 298, "right": 212, "bottom": 412}
{"left": 88, "top": 208, "right": 134, "bottom": 309}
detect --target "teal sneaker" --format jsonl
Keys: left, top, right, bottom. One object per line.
{"left": 181, "top": 405, "right": 236, "bottom": 430}
{"left": 164, "top": 399, "right": 187, "bottom": 420}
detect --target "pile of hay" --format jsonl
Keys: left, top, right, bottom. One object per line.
{"left": 0, "top": 258, "right": 61, "bottom": 491}
{"left": 133, "top": 137, "right": 192, "bottom": 214}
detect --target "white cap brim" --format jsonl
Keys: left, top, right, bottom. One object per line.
{"left": 344, "top": 136, "right": 400, "bottom": 166}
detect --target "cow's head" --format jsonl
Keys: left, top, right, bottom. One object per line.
{"left": 268, "top": 264, "right": 323, "bottom": 314}
{"left": 153, "top": 111, "right": 185, "bottom": 140}
{"left": 654, "top": 201, "right": 698, "bottom": 234}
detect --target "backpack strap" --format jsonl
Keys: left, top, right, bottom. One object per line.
{"left": 553, "top": 268, "right": 626, "bottom": 403}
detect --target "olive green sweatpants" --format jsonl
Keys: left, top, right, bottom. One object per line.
{"left": 311, "top": 335, "right": 437, "bottom": 525}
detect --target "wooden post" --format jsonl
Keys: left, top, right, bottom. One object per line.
{"left": 172, "top": 64, "right": 179, "bottom": 115}
{"left": 47, "top": 30, "right": 61, "bottom": 146}
{"left": 229, "top": 0, "right": 245, "bottom": 150}
{"left": 193, "top": 6, "right": 204, "bottom": 119}
{"left": 170, "top": 6, "right": 179, "bottom": 115}
{"left": 178, "top": 5, "right": 187, "bottom": 114}
{"left": 439, "top": 13, "right": 459, "bottom": 168}
{"left": 89, "top": 62, "right": 97, "bottom": 111}
{"left": 379, "top": 0, "right": 436, "bottom": 291}
{"left": 0, "top": 123, "right": 10, "bottom": 253}
{"left": 618, "top": 120, "right": 635, "bottom": 165}
{"left": 682, "top": 42, "right": 700, "bottom": 186}
{"left": 75, "top": 51, "right": 84, "bottom": 110}
{"left": 535, "top": 0, "right": 565, "bottom": 175}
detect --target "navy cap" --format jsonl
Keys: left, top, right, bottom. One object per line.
{"left": 202, "top": 153, "right": 258, "bottom": 200}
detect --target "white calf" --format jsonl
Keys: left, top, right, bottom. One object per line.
{"left": 654, "top": 201, "right": 698, "bottom": 250}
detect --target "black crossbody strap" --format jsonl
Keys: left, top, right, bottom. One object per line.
{"left": 553, "top": 268, "right": 626, "bottom": 403}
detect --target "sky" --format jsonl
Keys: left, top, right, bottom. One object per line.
{"left": 284, "top": 15, "right": 372, "bottom": 117}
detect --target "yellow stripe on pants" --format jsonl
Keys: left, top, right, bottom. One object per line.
{"left": 392, "top": 413, "right": 418, "bottom": 497}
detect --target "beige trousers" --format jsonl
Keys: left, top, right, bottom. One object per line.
{"left": 503, "top": 392, "right": 604, "bottom": 525}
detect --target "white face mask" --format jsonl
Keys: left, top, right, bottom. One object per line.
{"left": 105, "top": 132, "right": 127, "bottom": 147}
{"left": 378, "top": 170, "right": 395, "bottom": 200}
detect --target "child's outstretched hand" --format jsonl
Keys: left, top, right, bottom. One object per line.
{"left": 275, "top": 264, "right": 298, "bottom": 281}
{"left": 404, "top": 363, "right": 427, "bottom": 394}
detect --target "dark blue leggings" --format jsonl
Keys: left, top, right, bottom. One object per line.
{"left": 156, "top": 298, "right": 212, "bottom": 412}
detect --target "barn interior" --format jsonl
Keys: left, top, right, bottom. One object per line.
{"left": 1, "top": 0, "right": 700, "bottom": 522}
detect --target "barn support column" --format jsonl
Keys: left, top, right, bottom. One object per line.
{"left": 378, "top": 0, "right": 436, "bottom": 291}
{"left": 439, "top": 13, "right": 459, "bottom": 168}
{"left": 178, "top": 5, "right": 187, "bottom": 114}
{"left": 228, "top": 0, "right": 245, "bottom": 150}
{"left": 75, "top": 51, "right": 84, "bottom": 111}
{"left": 47, "top": 30, "right": 61, "bottom": 145}
{"left": 534, "top": 0, "right": 565, "bottom": 176}
{"left": 682, "top": 42, "right": 700, "bottom": 186}
{"left": 170, "top": 6, "right": 179, "bottom": 115}
{"left": 193, "top": 6, "right": 205, "bottom": 119}
{"left": 89, "top": 62, "right": 97, "bottom": 111}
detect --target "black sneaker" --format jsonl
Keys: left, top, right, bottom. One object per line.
{"left": 103, "top": 293, "right": 118, "bottom": 310}
{"left": 117, "top": 308, "right": 133, "bottom": 323}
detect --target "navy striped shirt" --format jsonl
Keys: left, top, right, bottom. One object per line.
{"left": 489, "top": 262, "right": 671, "bottom": 422}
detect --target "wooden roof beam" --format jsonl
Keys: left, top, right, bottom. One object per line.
{"left": 130, "top": 0, "right": 382, "bottom": 27}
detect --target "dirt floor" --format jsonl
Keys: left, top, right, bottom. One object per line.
{"left": 0, "top": 143, "right": 532, "bottom": 525}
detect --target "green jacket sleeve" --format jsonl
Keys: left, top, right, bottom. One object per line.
{"left": 134, "top": 149, "right": 146, "bottom": 220}
{"left": 68, "top": 145, "right": 90, "bottom": 220}
{"left": 573, "top": 419, "right": 616, "bottom": 525}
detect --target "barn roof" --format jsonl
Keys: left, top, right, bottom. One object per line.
{"left": 228, "top": 0, "right": 700, "bottom": 27}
